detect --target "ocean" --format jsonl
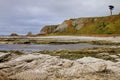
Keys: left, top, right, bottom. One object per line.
{"left": 0, "top": 26, "right": 42, "bottom": 35}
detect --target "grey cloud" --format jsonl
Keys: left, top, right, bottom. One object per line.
{"left": 0, "top": 0, "right": 120, "bottom": 35}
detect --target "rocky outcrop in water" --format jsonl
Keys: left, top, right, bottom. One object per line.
{"left": 0, "top": 52, "right": 120, "bottom": 80}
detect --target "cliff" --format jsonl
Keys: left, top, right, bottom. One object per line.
{"left": 40, "top": 14, "right": 120, "bottom": 35}
{"left": 40, "top": 25, "right": 58, "bottom": 34}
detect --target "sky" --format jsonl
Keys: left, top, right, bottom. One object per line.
{"left": 0, "top": 0, "right": 120, "bottom": 35}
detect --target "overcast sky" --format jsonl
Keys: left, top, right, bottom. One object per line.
{"left": 0, "top": 0, "right": 120, "bottom": 35}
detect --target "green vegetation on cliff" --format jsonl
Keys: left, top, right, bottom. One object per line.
{"left": 78, "top": 15, "right": 120, "bottom": 34}
{"left": 40, "top": 14, "right": 120, "bottom": 35}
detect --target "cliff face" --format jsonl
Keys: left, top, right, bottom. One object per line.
{"left": 40, "top": 25, "right": 58, "bottom": 34}
{"left": 40, "top": 14, "right": 120, "bottom": 35}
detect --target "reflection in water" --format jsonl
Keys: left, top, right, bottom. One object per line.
{"left": 0, "top": 43, "right": 107, "bottom": 52}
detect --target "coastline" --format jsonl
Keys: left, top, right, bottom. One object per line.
{"left": 0, "top": 36, "right": 120, "bottom": 45}
{"left": 0, "top": 36, "right": 120, "bottom": 80}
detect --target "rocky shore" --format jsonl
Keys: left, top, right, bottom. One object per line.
{"left": 0, "top": 36, "right": 120, "bottom": 80}
{"left": 0, "top": 36, "right": 120, "bottom": 45}
{"left": 0, "top": 50, "right": 120, "bottom": 80}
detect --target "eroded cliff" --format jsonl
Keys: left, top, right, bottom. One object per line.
{"left": 40, "top": 14, "right": 120, "bottom": 35}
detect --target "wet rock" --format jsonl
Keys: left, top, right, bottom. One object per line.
{"left": 0, "top": 52, "right": 11, "bottom": 62}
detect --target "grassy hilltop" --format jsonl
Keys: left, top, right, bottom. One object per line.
{"left": 40, "top": 14, "right": 120, "bottom": 36}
